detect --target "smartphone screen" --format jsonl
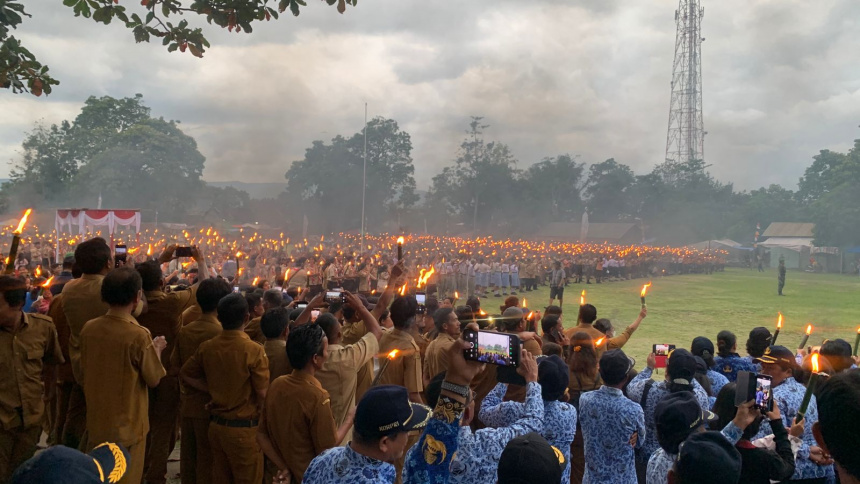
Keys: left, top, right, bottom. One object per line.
{"left": 653, "top": 344, "right": 675, "bottom": 369}
{"left": 325, "top": 291, "right": 343, "bottom": 304}
{"left": 463, "top": 330, "right": 520, "bottom": 367}
{"left": 233, "top": 286, "right": 240, "bottom": 294}
{"left": 115, "top": 245, "right": 127, "bottom": 255}
{"left": 175, "top": 246, "right": 193, "bottom": 258}
{"left": 755, "top": 374, "right": 773, "bottom": 411}
{"left": 311, "top": 309, "right": 320, "bottom": 322}
{"left": 296, "top": 303, "right": 308, "bottom": 310}
{"left": 415, "top": 293, "right": 426, "bottom": 305}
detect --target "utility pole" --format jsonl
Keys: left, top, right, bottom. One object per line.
{"left": 361, "top": 103, "right": 368, "bottom": 251}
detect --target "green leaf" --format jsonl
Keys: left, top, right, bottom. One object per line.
{"left": 289, "top": 0, "right": 300, "bottom": 16}
{"left": 62, "top": 0, "right": 78, "bottom": 7}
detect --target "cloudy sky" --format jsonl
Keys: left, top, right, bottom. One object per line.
{"left": 2, "top": 0, "right": 858, "bottom": 191}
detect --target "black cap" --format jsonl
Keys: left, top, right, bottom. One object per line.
{"left": 693, "top": 356, "right": 708, "bottom": 374}
{"left": 354, "top": 385, "right": 431, "bottom": 440}
{"left": 666, "top": 348, "right": 697, "bottom": 385}
{"left": 655, "top": 392, "right": 718, "bottom": 454}
{"left": 676, "top": 431, "right": 742, "bottom": 484}
{"left": 599, "top": 349, "right": 632, "bottom": 385}
{"left": 754, "top": 345, "right": 797, "bottom": 369}
{"left": 691, "top": 336, "right": 715, "bottom": 359}
{"left": 748, "top": 327, "right": 772, "bottom": 346}
{"left": 497, "top": 432, "right": 564, "bottom": 484}
{"left": 538, "top": 355, "right": 569, "bottom": 401}
{"left": 11, "top": 442, "right": 130, "bottom": 484}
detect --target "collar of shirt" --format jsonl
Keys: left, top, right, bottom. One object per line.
{"left": 289, "top": 369, "right": 324, "bottom": 390}
{"left": 220, "top": 329, "right": 252, "bottom": 341}
{"left": 598, "top": 385, "right": 624, "bottom": 397}
{"left": 104, "top": 308, "right": 140, "bottom": 326}
{"left": 195, "top": 313, "right": 221, "bottom": 326}
{"left": 0, "top": 312, "right": 27, "bottom": 334}
{"left": 81, "top": 273, "right": 105, "bottom": 281}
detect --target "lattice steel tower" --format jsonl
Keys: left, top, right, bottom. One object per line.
{"left": 665, "top": 0, "right": 705, "bottom": 169}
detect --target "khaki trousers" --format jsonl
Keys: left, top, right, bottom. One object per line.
{"left": 208, "top": 423, "right": 262, "bottom": 484}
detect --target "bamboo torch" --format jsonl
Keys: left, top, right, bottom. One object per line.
{"left": 5, "top": 209, "right": 32, "bottom": 275}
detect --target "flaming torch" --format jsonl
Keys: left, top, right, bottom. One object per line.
{"left": 5, "top": 209, "right": 32, "bottom": 275}
{"left": 453, "top": 291, "right": 459, "bottom": 304}
{"left": 580, "top": 290, "right": 586, "bottom": 306}
{"left": 40, "top": 275, "right": 54, "bottom": 295}
{"left": 796, "top": 353, "right": 825, "bottom": 423}
{"left": 595, "top": 336, "right": 605, "bottom": 348}
{"left": 798, "top": 324, "right": 813, "bottom": 350}
{"left": 853, "top": 327, "right": 859, "bottom": 357}
{"left": 372, "top": 349, "right": 400, "bottom": 386}
{"left": 396, "top": 236, "right": 404, "bottom": 261}
{"left": 640, "top": 282, "right": 652, "bottom": 308}
{"left": 772, "top": 312, "right": 783, "bottom": 345}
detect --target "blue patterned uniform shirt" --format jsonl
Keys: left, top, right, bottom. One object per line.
{"left": 580, "top": 385, "right": 646, "bottom": 484}
{"left": 626, "top": 367, "right": 710, "bottom": 464}
{"left": 645, "top": 421, "right": 744, "bottom": 484}
{"left": 753, "top": 376, "right": 833, "bottom": 481}
{"left": 712, "top": 354, "right": 757, "bottom": 382}
{"left": 304, "top": 444, "right": 396, "bottom": 484}
{"left": 478, "top": 382, "right": 577, "bottom": 482}
{"left": 707, "top": 369, "right": 729, "bottom": 396}
{"left": 404, "top": 382, "right": 544, "bottom": 484}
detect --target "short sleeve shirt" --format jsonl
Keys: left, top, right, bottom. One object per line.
{"left": 377, "top": 329, "right": 423, "bottom": 394}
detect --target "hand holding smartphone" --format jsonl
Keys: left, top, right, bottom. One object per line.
{"left": 463, "top": 329, "right": 521, "bottom": 367}
{"left": 652, "top": 344, "right": 675, "bottom": 369}
{"left": 735, "top": 371, "right": 774, "bottom": 412}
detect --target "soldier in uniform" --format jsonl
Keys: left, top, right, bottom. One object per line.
{"left": 180, "top": 293, "right": 269, "bottom": 484}
{"left": 778, "top": 255, "right": 786, "bottom": 296}
{"left": 0, "top": 276, "right": 64, "bottom": 482}
{"left": 169, "top": 277, "right": 232, "bottom": 484}
{"left": 79, "top": 268, "right": 167, "bottom": 484}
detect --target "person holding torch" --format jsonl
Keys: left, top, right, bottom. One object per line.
{"left": 753, "top": 346, "right": 834, "bottom": 482}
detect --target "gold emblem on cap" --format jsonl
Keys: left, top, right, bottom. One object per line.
{"left": 552, "top": 445, "right": 565, "bottom": 464}
{"left": 765, "top": 347, "right": 772, "bottom": 355}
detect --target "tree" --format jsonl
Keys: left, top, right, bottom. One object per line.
{"left": 583, "top": 158, "right": 636, "bottom": 221}
{"left": 428, "top": 117, "right": 519, "bottom": 232}
{"left": 1, "top": 94, "right": 206, "bottom": 221}
{"left": 1, "top": 0, "right": 356, "bottom": 96}
{"left": 805, "top": 137, "right": 860, "bottom": 246}
{"left": 282, "top": 117, "right": 418, "bottom": 233}
{"left": 521, "top": 154, "right": 585, "bottom": 221}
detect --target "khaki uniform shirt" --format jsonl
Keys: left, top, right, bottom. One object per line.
{"left": 261, "top": 371, "right": 338, "bottom": 484}
{"left": 244, "top": 317, "right": 265, "bottom": 345}
{"left": 422, "top": 333, "right": 457, "bottom": 382}
{"left": 79, "top": 310, "right": 165, "bottom": 446}
{"left": 181, "top": 305, "right": 202, "bottom": 326}
{"left": 377, "top": 329, "right": 423, "bottom": 394}
{"left": 316, "top": 332, "right": 378, "bottom": 430}
{"left": 140, "top": 287, "right": 197, "bottom": 369}
{"left": 169, "top": 313, "right": 222, "bottom": 419}
{"left": 181, "top": 330, "right": 269, "bottom": 420}
{"left": 61, "top": 273, "right": 109, "bottom": 382}
{"left": 408, "top": 325, "right": 430, "bottom": 360}
{"left": 47, "top": 295, "right": 74, "bottom": 384}
{"left": 563, "top": 323, "right": 632, "bottom": 352}
{"left": 0, "top": 313, "right": 64, "bottom": 430}
{"left": 264, "top": 339, "right": 291, "bottom": 383}
{"left": 287, "top": 269, "right": 308, "bottom": 289}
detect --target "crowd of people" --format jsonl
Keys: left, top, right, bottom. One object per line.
{"left": 0, "top": 235, "right": 858, "bottom": 484}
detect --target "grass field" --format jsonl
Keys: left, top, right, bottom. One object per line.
{"left": 515, "top": 267, "right": 860, "bottom": 367}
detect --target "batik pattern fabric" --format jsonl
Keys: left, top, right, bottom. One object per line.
{"left": 707, "top": 369, "right": 729, "bottom": 397}
{"left": 645, "top": 421, "right": 743, "bottom": 484}
{"left": 403, "top": 395, "right": 467, "bottom": 484}
{"left": 712, "top": 354, "right": 757, "bottom": 382}
{"left": 626, "top": 367, "right": 710, "bottom": 464}
{"left": 304, "top": 445, "right": 396, "bottom": 484}
{"left": 479, "top": 382, "right": 577, "bottom": 482}
{"left": 579, "top": 385, "right": 646, "bottom": 484}
{"left": 752, "top": 377, "right": 832, "bottom": 481}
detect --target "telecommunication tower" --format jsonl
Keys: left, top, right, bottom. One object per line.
{"left": 665, "top": 0, "right": 705, "bottom": 170}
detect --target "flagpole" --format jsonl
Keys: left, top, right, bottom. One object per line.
{"left": 361, "top": 102, "right": 367, "bottom": 252}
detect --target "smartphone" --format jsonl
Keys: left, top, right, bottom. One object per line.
{"left": 114, "top": 244, "right": 127, "bottom": 268}
{"left": 175, "top": 246, "right": 193, "bottom": 258}
{"left": 653, "top": 344, "right": 675, "bottom": 369}
{"left": 463, "top": 329, "right": 521, "bottom": 367}
{"left": 296, "top": 303, "right": 308, "bottom": 310}
{"left": 311, "top": 309, "right": 320, "bottom": 322}
{"left": 233, "top": 286, "right": 240, "bottom": 294}
{"left": 325, "top": 291, "right": 346, "bottom": 304}
{"left": 416, "top": 292, "right": 426, "bottom": 314}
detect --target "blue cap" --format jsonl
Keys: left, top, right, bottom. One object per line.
{"left": 354, "top": 385, "right": 431, "bottom": 440}
{"left": 11, "top": 442, "right": 130, "bottom": 484}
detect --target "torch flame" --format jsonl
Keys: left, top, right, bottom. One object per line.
{"left": 640, "top": 282, "right": 652, "bottom": 298}
{"left": 811, "top": 353, "right": 819, "bottom": 373}
{"left": 595, "top": 337, "right": 605, "bottom": 347}
{"left": 146, "top": 244, "right": 152, "bottom": 256}
{"left": 35, "top": 266, "right": 41, "bottom": 277}
{"left": 454, "top": 291, "right": 459, "bottom": 300}
{"left": 284, "top": 268, "right": 291, "bottom": 281}
{"left": 857, "top": 327, "right": 860, "bottom": 334}
{"left": 777, "top": 312, "right": 783, "bottom": 329}
{"left": 581, "top": 290, "right": 586, "bottom": 305}
{"left": 236, "top": 251, "right": 243, "bottom": 258}
{"left": 526, "top": 311, "right": 534, "bottom": 319}
{"left": 41, "top": 276, "right": 54, "bottom": 288}
{"left": 13, "top": 209, "right": 32, "bottom": 234}
{"left": 399, "top": 283, "right": 408, "bottom": 296}
{"left": 479, "top": 309, "right": 487, "bottom": 316}
{"left": 396, "top": 236, "right": 405, "bottom": 245}
{"left": 387, "top": 349, "right": 400, "bottom": 360}
{"left": 252, "top": 277, "right": 259, "bottom": 286}
{"left": 522, "top": 298, "right": 527, "bottom": 308}
{"left": 805, "top": 324, "right": 813, "bottom": 335}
